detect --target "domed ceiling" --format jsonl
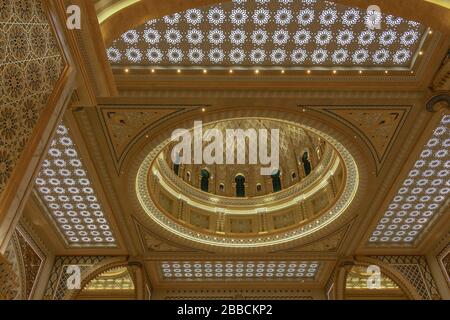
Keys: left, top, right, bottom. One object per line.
{"left": 133, "top": 117, "right": 360, "bottom": 250}
{"left": 163, "top": 119, "right": 326, "bottom": 197}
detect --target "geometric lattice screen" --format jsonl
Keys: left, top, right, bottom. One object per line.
{"left": 369, "top": 115, "right": 449, "bottom": 246}
{"left": 107, "top": 0, "right": 427, "bottom": 70}
{"left": 160, "top": 260, "right": 321, "bottom": 281}
{"left": 35, "top": 124, "right": 116, "bottom": 247}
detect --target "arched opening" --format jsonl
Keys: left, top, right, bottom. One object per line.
{"left": 302, "top": 152, "right": 312, "bottom": 176}
{"left": 173, "top": 153, "right": 180, "bottom": 175}
{"left": 173, "top": 163, "right": 179, "bottom": 175}
{"left": 271, "top": 170, "right": 282, "bottom": 192}
{"left": 235, "top": 175, "right": 245, "bottom": 197}
{"left": 76, "top": 266, "right": 136, "bottom": 300}
{"left": 200, "top": 169, "right": 210, "bottom": 192}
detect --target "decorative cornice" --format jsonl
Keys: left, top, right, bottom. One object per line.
{"left": 426, "top": 93, "right": 450, "bottom": 112}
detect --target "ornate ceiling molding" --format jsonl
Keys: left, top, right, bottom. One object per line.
{"left": 127, "top": 108, "right": 368, "bottom": 253}
{"left": 134, "top": 219, "right": 204, "bottom": 253}
{"left": 282, "top": 224, "right": 349, "bottom": 253}
{"left": 98, "top": 105, "right": 201, "bottom": 173}
{"left": 100, "top": 106, "right": 186, "bottom": 162}
{"left": 426, "top": 93, "right": 450, "bottom": 112}
{"left": 14, "top": 226, "right": 45, "bottom": 299}
{"left": 322, "top": 106, "right": 410, "bottom": 169}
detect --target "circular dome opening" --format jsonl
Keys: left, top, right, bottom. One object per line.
{"left": 135, "top": 116, "right": 359, "bottom": 249}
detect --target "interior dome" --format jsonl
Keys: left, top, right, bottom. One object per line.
{"left": 163, "top": 119, "right": 328, "bottom": 197}
{"left": 135, "top": 116, "right": 359, "bottom": 248}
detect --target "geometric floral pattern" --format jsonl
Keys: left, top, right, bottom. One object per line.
{"left": 35, "top": 124, "right": 116, "bottom": 247}
{"left": 0, "top": 0, "right": 63, "bottom": 194}
{"left": 374, "top": 256, "right": 441, "bottom": 300}
{"left": 44, "top": 256, "right": 107, "bottom": 300}
{"left": 107, "top": 0, "right": 426, "bottom": 69}
{"left": 369, "top": 115, "right": 450, "bottom": 245}
{"left": 16, "top": 228, "right": 44, "bottom": 299}
{"left": 345, "top": 265, "right": 399, "bottom": 289}
{"left": 160, "top": 260, "right": 321, "bottom": 281}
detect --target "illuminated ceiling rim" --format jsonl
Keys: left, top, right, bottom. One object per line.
{"left": 135, "top": 117, "right": 359, "bottom": 248}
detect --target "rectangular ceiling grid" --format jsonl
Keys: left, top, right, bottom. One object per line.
{"left": 369, "top": 115, "right": 449, "bottom": 245}
{"left": 34, "top": 123, "right": 117, "bottom": 247}
{"left": 107, "top": 0, "right": 426, "bottom": 69}
{"left": 160, "top": 260, "right": 321, "bottom": 281}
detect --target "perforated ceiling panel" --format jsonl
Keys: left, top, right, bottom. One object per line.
{"left": 369, "top": 115, "right": 449, "bottom": 245}
{"left": 107, "top": 0, "right": 426, "bottom": 70}
{"left": 35, "top": 124, "right": 117, "bottom": 247}
{"left": 160, "top": 260, "right": 321, "bottom": 281}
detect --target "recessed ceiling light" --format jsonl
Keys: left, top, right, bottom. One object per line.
{"left": 229, "top": 69, "right": 233, "bottom": 74}
{"left": 358, "top": 70, "right": 363, "bottom": 74}
{"left": 419, "top": 51, "right": 423, "bottom": 55}
{"left": 281, "top": 70, "right": 285, "bottom": 74}
{"left": 151, "top": 69, "right": 155, "bottom": 73}
{"left": 255, "top": 69, "right": 259, "bottom": 74}
{"left": 203, "top": 69, "right": 207, "bottom": 74}
{"left": 124, "top": 68, "right": 129, "bottom": 73}
{"left": 201, "top": 108, "right": 206, "bottom": 112}
{"left": 307, "top": 70, "right": 311, "bottom": 74}
{"left": 332, "top": 70, "right": 337, "bottom": 74}
{"left": 177, "top": 69, "right": 181, "bottom": 73}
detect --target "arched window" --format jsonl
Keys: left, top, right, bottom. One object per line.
{"left": 219, "top": 183, "right": 224, "bottom": 192}
{"left": 256, "top": 183, "right": 262, "bottom": 192}
{"left": 186, "top": 171, "right": 191, "bottom": 182}
{"left": 291, "top": 172, "right": 296, "bottom": 180}
{"left": 302, "top": 152, "right": 312, "bottom": 176}
{"left": 200, "top": 169, "right": 209, "bottom": 192}
{"left": 271, "top": 170, "right": 282, "bottom": 192}
{"left": 173, "top": 153, "right": 180, "bottom": 175}
{"left": 235, "top": 175, "right": 245, "bottom": 197}
{"left": 173, "top": 163, "right": 179, "bottom": 175}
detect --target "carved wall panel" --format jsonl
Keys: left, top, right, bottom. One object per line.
{"left": 374, "top": 255, "right": 441, "bottom": 300}
{"left": 99, "top": 106, "right": 190, "bottom": 169}
{"left": 321, "top": 106, "right": 410, "bottom": 168}
{"left": 43, "top": 255, "right": 108, "bottom": 300}
{"left": 15, "top": 226, "right": 44, "bottom": 299}
{"left": 0, "top": 0, "right": 64, "bottom": 194}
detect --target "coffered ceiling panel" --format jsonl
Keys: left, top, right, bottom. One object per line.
{"left": 100, "top": 107, "right": 184, "bottom": 160}
{"left": 159, "top": 260, "right": 322, "bottom": 281}
{"left": 34, "top": 123, "right": 117, "bottom": 247}
{"left": 323, "top": 106, "right": 410, "bottom": 166}
{"left": 368, "top": 114, "right": 449, "bottom": 246}
{"left": 106, "top": 0, "right": 427, "bottom": 70}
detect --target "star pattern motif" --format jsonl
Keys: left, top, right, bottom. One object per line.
{"left": 107, "top": 0, "right": 426, "bottom": 69}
